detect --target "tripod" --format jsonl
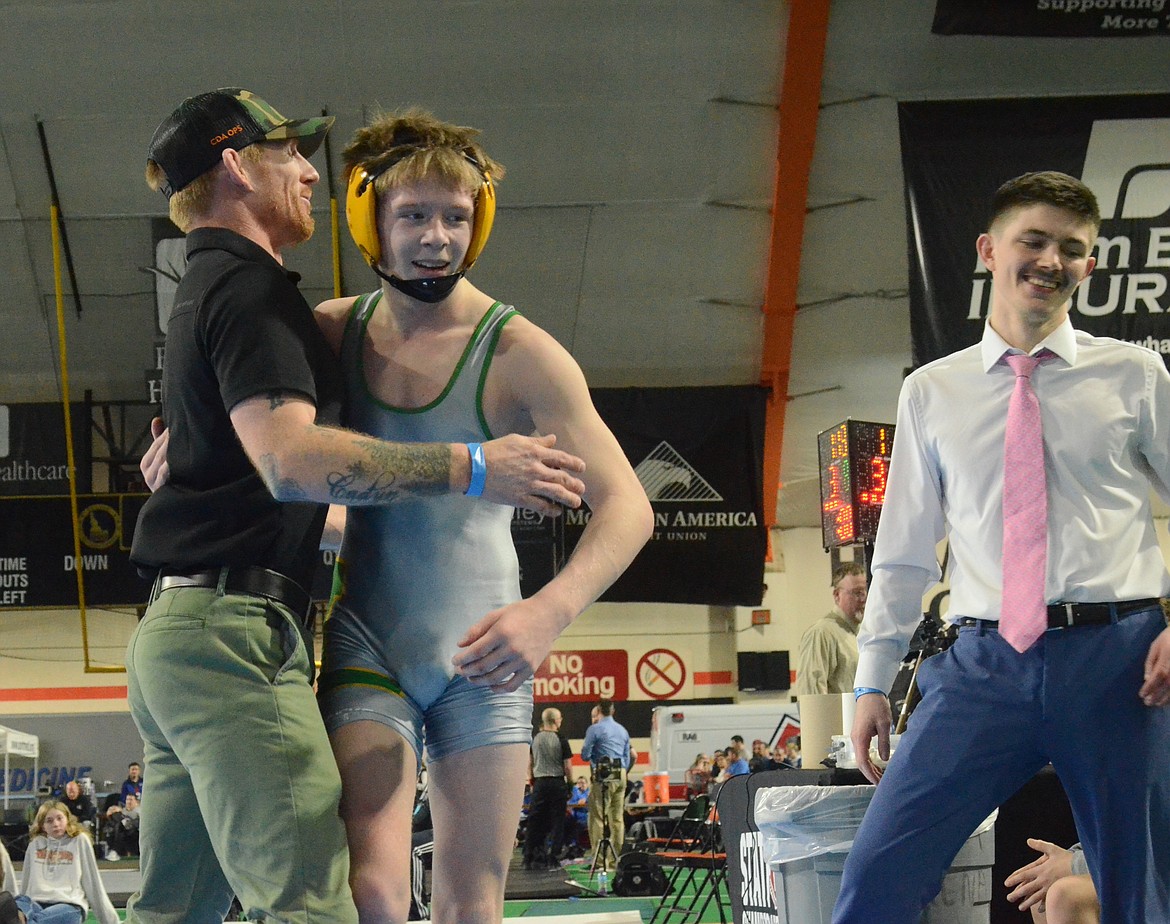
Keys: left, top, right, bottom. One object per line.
{"left": 587, "top": 772, "right": 622, "bottom": 883}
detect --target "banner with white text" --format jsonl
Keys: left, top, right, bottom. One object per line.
{"left": 899, "top": 95, "right": 1170, "bottom": 368}
{"left": 563, "top": 385, "right": 768, "bottom": 606}
{"left": 0, "top": 403, "right": 91, "bottom": 496}
{"left": 933, "top": 1, "right": 1170, "bottom": 37}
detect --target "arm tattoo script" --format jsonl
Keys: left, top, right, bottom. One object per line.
{"left": 326, "top": 443, "right": 452, "bottom": 505}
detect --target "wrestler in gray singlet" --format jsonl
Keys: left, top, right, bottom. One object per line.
{"left": 318, "top": 291, "right": 533, "bottom": 761}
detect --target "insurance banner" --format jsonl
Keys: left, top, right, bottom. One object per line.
{"left": 933, "top": 1, "right": 1170, "bottom": 37}
{"left": 899, "top": 94, "right": 1170, "bottom": 368}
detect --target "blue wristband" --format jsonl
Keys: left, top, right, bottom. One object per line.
{"left": 854, "top": 687, "right": 885, "bottom": 701}
{"left": 465, "top": 442, "right": 487, "bottom": 497}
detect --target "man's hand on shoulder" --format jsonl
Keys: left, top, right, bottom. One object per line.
{"left": 478, "top": 433, "right": 585, "bottom": 515}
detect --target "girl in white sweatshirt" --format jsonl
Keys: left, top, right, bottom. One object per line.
{"left": 15, "top": 800, "right": 117, "bottom": 924}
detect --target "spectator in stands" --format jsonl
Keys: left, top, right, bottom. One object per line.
{"left": 685, "top": 754, "right": 712, "bottom": 795}
{"left": 722, "top": 741, "right": 750, "bottom": 779}
{"left": 104, "top": 792, "right": 140, "bottom": 860}
{"left": 56, "top": 780, "right": 95, "bottom": 830}
{"left": 1005, "top": 839, "right": 1099, "bottom": 924}
{"left": 781, "top": 739, "right": 802, "bottom": 769}
{"left": 561, "top": 777, "right": 590, "bottom": 860}
{"left": 119, "top": 762, "right": 143, "bottom": 805}
{"left": 748, "top": 740, "right": 778, "bottom": 773}
{"left": 13, "top": 800, "right": 118, "bottom": 924}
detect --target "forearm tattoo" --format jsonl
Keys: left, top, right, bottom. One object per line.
{"left": 327, "top": 441, "right": 452, "bottom": 504}
{"left": 258, "top": 453, "right": 309, "bottom": 501}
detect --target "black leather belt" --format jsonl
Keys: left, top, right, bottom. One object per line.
{"left": 153, "top": 567, "right": 313, "bottom": 628}
{"left": 957, "top": 597, "right": 1160, "bottom": 632}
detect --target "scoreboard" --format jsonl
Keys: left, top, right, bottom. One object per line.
{"left": 817, "top": 419, "right": 895, "bottom": 550}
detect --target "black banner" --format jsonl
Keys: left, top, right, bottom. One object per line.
{"left": 900, "top": 95, "right": 1170, "bottom": 368}
{"left": 0, "top": 403, "right": 91, "bottom": 496}
{"left": 1, "top": 387, "right": 766, "bottom": 609}
{"left": 933, "top": 1, "right": 1170, "bottom": 37}
{"left": 564, "top": 385, "right": 768, "bottom": 606}
{"left": 0, "top": 494, "right": 148, "bottom": 608}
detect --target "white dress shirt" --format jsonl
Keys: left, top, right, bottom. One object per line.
{"left": 856, "top": 319, "right": 1170, "bottom": 692}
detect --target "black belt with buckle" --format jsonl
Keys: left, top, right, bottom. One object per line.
{"left": 153, "top": 566, "right": 313, "bottom": 628}
{"left": 957, "top": 597, "right": 1160, "bottom": 632}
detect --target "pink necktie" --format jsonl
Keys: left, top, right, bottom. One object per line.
{"left": 1001, "top": 352, "right": 1048, "bottom": 653}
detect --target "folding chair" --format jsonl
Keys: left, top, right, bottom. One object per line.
{"left": 648, "top": 846, "right": 730, "bottom": 923}
{"left": 641, "top": 793, "right": 713, "bottom": 853}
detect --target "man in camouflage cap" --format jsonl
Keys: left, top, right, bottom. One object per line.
{"left": 128, "top": 88, "right": 587, "bottom": 923}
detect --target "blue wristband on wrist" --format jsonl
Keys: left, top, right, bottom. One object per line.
{"left": 465, "top": 442, "right": 487, "bottom": 497}
{"left": 854, "top": 687, "right": 885, "bottom": 701}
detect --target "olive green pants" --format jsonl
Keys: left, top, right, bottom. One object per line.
{"left": 587, "top": 769, "right": 626, "bottom": 869}
{"left": 125, "top": 586, "right": 356, "bottom": 923}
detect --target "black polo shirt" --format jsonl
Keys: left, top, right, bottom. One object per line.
{"left": 131, "top": 227, "right": 342, "bottom": 590}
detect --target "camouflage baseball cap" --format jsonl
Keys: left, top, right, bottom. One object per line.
{"left": 147, "top": 87, "right": 334, "bottom": 198}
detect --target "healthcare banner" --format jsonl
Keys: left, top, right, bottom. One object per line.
{"left": 0, "top": 403, "right": 91, "bottom": 496}
{"left": 932, "top": 1, "right": 1170, "bottom": 37}
{"left": 899, "top": 94, "right": 1170, "bottom": 369}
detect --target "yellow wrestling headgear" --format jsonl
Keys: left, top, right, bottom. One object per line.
{"left": 345, "top": 147, "right": 495, "bottom": 272}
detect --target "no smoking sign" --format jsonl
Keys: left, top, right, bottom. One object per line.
{"left": 636, "top": 648, "right": 687, "bottom": 699}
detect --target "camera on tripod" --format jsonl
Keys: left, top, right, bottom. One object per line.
{"left": 592, "top": 755, "right": 621, "bottom": 784}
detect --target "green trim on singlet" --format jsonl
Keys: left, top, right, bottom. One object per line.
{"left": 475, "top": 307, "right": 514, "bottom": 440}
{"left": 354, "top": 293, "right": 511, "bottom": 418}
{"left": 317, "top": 667, "right": 406, "bottom": 698}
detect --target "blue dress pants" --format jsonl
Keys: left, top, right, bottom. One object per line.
{"left": 833, "top": 608, "right": 1170, "bottom": 924}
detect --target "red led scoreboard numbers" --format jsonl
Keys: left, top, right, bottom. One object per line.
{"left": 817, "top": 419, "right": 895, "bottom": 549}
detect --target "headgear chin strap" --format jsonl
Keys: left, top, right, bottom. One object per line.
{"left": 370, "top": 263, "right": 463, "bottom": 303}
{"left": 345, "top": 146, "right": 496, "bottom": 303}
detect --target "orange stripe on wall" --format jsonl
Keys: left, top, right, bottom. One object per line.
{"left": 0, "top": 686, "right": 128, "bottom": 702}
{"left": 693, "top": 671, "right": 733, "bottom": 686}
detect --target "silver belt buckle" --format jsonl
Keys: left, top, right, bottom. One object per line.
{"left": 1060, "top": 603, "right": 1075, "bottom": 627}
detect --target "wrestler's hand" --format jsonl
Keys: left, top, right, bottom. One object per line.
{"left": 452, "top": 597, "right": 569, "bottom": 693}
{"left": 1140, "top": 625, "right": 1170, "bottom": 707}
{"left": 852, "top": 693, "right": 891, "bottom": 785}
{"left": 140, "top": 417, "right": 170, "bottom": 492}
{"left": 479, "top": 434, "right": 585, "bottom": 516}
{"left": 1004, "top": 839, "right": 1074, "bottom": 912}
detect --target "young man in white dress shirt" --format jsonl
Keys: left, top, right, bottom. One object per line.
{"left": 834, "top": 172, "right": 1170, "bottom": 924}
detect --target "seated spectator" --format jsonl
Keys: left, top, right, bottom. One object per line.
{"left": 14, "top": 800, "right": 118, "bottom": 924}
{"left": 722, "top": 742, "right": 751, "bottom": 779}
{"left": 710, "top": 751, "right": 729, "bottom": 782}
{"left": 748, "top": 740, "right": 779, "bottom": 773}
{"left": 1005, "top": 839, "right": 1099, "bottom": 924}
{"left": 103, "top": 793, "right": 140, "bottom": 860}
{"left": 685, "top": 754, "right": 712, "bottom": 795}
{"left": 55, "top": 780, "right": 95, "bottom": 831}
{"left": 119, "top": 762, "right": 143, "bottom": 805}
{"left": 781, "top": 739, "right": 802, "bottom": 769}
{"left": 561, "top": 776, "right": 590, "bottom": 859}
{"left": 1, "top": 839, "right": 15, "bottom": 893}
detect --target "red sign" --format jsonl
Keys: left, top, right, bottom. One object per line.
{"left": 636, "top": 648, "right": 687, "bottom": 699}
{"left": 533, "top": 649, "right": 628, "bottom": 702}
